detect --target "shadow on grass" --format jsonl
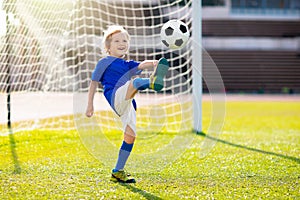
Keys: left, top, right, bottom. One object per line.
{"left": 8, "top": 128, "right": 21, "bottom": 174}
{"left": 197, "top": 132, "right": 300, "bottom": 164}
{"left": 119, "top": 183, "right": 163, "bottom": 200}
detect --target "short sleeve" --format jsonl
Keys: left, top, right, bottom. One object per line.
{"left": 91, "top": 57, "right": 115, "bottom": 82}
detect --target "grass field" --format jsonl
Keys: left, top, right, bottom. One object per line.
{"left": 0, "top": 98, "right": 299, "bottom": 199}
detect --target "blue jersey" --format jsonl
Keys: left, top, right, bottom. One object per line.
{"left": 91, "top": 56, "right": 142, "bottom": 113}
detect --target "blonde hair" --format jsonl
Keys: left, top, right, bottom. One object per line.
{"left": 102, "top": 25, "right": 130, "bottom": 54}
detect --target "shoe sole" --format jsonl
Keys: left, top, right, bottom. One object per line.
{"left": 110, "top": 175, "right": 136, "bottom": 183}
{"left": 152, "top": 58, "right": 169, "bottom": 91}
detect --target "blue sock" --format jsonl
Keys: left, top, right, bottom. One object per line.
{"left": 113, "top": 141, "right": 134, "bottom": 172}
{"left": 133, "top": 78, "right": 150, "bottom": 90}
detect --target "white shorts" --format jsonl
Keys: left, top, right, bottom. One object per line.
{"left": 114, "top": 81, "right": 137, "bottom": 135}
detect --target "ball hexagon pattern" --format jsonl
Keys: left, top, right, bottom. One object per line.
{"left": 161, "top": 20, "right": 190, "bottom": 50}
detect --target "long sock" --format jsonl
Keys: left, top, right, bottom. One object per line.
{"left": 133, "top": 78, "right": 150, "bottom": 90}
{"left": 113, "top": 141, "right": 134, "bottom": 172}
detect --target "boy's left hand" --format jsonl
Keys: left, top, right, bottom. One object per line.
{"left": 153, "top": 60, "right": 158, "bottom": 68}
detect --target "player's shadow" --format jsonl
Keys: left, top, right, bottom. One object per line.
{"left": 119, "top": 183, "right": 163, "bottom": 200}
{"left": 8, "top": 128, "right": 22, "bottom": 174}
{"left": 197, "top": 132, "right": 300, "bottom": 164}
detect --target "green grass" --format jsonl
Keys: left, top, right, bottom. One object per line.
{"left": 0, "top": 100, "right": 299, "bottom": 199}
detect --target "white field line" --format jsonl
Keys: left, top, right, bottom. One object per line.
{"left": 0, "top": 93, "right": 299, "bottom": 124}
{"left": 0, "top": 92, "right": 191, "bottom": 124}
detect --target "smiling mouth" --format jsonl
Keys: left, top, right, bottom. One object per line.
{"left": 118, "top": 46, "right": 126, "bottom": 50}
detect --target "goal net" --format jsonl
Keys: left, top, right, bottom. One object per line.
{"left": 0, "top": 0, "right": 196, "bottom": 135}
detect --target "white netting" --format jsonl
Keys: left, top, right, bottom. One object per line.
{"left": 0, "top": 0, "right": 194, "bottom": 133}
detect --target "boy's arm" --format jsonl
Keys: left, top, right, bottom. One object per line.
{"left": 137, "top": 60, "right": 158, "bottom": 70}
{"left": 86, "top": 80, "right": 98, "bottom": 117}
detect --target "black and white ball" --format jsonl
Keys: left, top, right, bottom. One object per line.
{"left": 161, "top": 20, "right": 190, "bottom": 50}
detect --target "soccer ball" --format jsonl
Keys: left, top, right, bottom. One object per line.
{"left": 160, "top": 20, "right": 190, "bottom": 50}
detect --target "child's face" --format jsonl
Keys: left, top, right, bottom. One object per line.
{"left": 108, "top": 32, "right": 129, "bottom": 58}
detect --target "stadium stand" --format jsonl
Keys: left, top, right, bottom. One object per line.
{"left": 203, "top": 20, "right": 300, "bottom": 37}
{"left": 202, "top": 18, "right": 300, "bottom": 93}
{"left": 204, "top": 50, "right": 300, "bottom": 93}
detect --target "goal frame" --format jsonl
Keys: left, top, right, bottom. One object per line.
{"left": 1, "top": 0, "right": 202, "bottom": 133}
{"left": 192, "top": 0, "right": 202, "bottom": 132}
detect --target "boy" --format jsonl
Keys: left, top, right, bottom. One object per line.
{"left": 85, "top": 25, "right": 169, "bottom": 183}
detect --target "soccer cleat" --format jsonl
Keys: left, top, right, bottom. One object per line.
{"left": 150, "top": 57, "right": 169, "bottom": 91}
{"left": 110, "top": 169, "right": 136, "bottom": 183}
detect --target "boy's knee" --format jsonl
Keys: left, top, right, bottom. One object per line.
{"left": 125, "top": 81, "right": 138, "bottom": 100}
{"left": 124, "top": 133, "right": 135, "bottom": 144}
{"left": 124, "top": 125, "right": 136, "bottom": 144}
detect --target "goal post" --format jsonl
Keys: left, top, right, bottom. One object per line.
{"left": 0, "top": 0, "right": 202, "bottom": 134}
{"left": 192, "top": 0, "right": 202, "bottom": 133}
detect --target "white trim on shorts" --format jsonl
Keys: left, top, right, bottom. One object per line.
{"left": 114, "top": 81, "right": 137, "bottom": 135}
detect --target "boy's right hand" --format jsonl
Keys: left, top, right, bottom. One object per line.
{"left": 85, "top": 105, "right": 94, "bottom": 117}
